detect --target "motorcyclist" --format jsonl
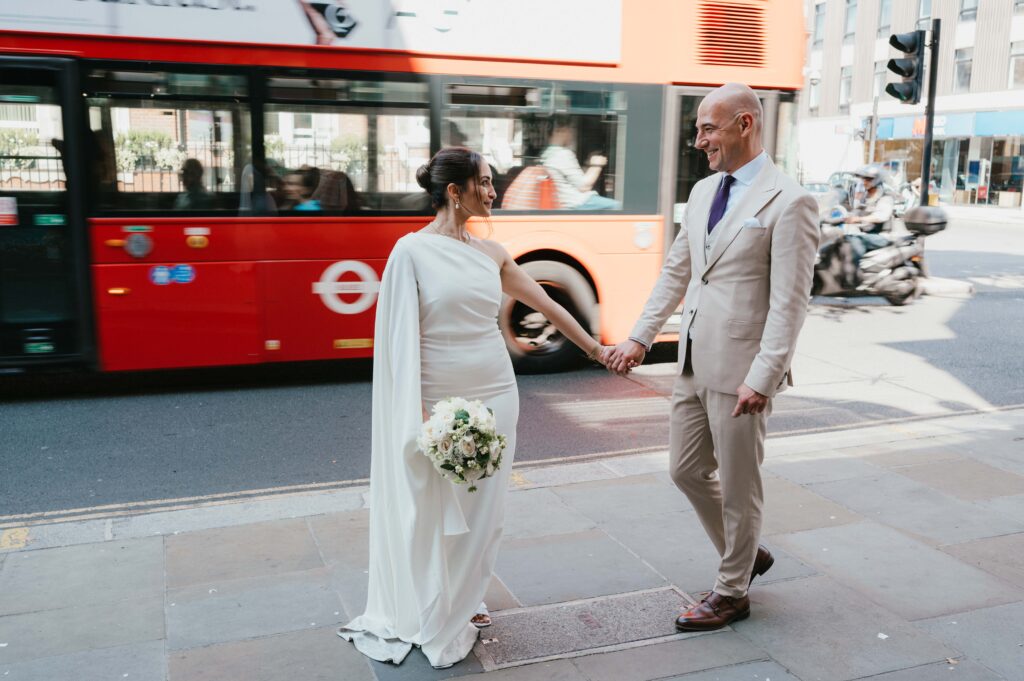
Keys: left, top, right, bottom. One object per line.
{"left": 844, "top": 165, "right": 894, "bottom": 234}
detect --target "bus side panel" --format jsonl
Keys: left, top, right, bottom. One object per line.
{"left": 259, "top": 259, "right": 383, "bottom": 362}
{"left": 492, "top": 215, "right": 667, "bottom": 345}
{"left": 92, "top": 261, "right": 261, "bottom": 371}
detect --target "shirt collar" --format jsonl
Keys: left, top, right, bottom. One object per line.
{"left": 728, "top": 150, "right": 769, "bottom": 187}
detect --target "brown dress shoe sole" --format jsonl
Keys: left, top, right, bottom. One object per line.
{"left": 675, "top": 607, "right": 750, "bottom": 632}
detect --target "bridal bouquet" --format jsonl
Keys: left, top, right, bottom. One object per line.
{"left": 417, "top": 397, "right": 507, "bottom": 492}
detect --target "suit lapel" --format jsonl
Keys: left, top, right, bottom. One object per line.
{"left": 689, "top": 176, "right": 718, "bottom": 272}
{"left": 704, "top": 162, "right": 781, "bottom": 274}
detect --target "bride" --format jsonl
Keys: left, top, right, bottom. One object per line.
{"left": 339, "top": 146, "right": 608, "bottom": 668}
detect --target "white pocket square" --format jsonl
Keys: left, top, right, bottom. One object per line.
{"left": 741, "top": 218, "right": 765, "bottom": 229}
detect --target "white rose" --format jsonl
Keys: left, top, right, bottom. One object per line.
{"left": 459, "top": 437, "right": 476, "bottom": 457}
{"left": 440, "top": 435, "right": 454, "bottom": 454}
{"left": 485, "top": 462, "right": 495, "bottom": 476}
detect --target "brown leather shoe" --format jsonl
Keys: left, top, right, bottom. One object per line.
{"left": 749, "top": 545, "right": 775, "bottom": 585}
{"left": 675, "top": 592, "right": 750, "bottom": 632}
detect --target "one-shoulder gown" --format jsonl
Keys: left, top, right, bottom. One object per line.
{"left": 339, "top": 232, "right": 519, "bottom": 668}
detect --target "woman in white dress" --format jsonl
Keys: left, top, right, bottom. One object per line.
{"left": 339, "top": 147, "right": 608, "bottom": 669}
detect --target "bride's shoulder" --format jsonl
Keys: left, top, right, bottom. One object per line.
{"left": 472, "top": 237, "right": 509, "bottom": 264}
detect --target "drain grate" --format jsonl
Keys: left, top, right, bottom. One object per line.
{"left": 474, "top": 587, "right": 695, "bottom": 670}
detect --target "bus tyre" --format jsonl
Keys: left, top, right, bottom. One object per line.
{"left": 500, "top": 260, "right": 597, "bottom": 374}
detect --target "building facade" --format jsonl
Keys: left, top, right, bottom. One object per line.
{"left": 800, "top": 0, "right": 1024, "bottom": 208}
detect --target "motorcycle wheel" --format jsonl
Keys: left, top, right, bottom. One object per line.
{"left": 884, "top": 290, "right": 914, "bottom": 306}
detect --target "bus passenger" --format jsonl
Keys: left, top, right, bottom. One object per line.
{"left": 541, "top": 116, "right": 620, "bottom": 210}
{"left": 173, "top": 159, "right": 214, "bottom": 210}
{"left": 282, "top": 166, "right": 322, "bottom": 211}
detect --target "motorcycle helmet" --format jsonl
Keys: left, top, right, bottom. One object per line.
{"left": 853, "top": 164, "right": 887, "bottom": 189}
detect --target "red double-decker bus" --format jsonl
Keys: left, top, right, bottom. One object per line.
{"left": 0, "top": 0, "right": 804, "bottom": 374}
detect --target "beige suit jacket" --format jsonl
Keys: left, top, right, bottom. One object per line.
{"left": 631, "top": 159, "right": 819, "bottom": 397}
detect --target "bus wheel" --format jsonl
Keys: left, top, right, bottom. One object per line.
{"left": 501, "top": 261, "right": 597, "bottom": 374}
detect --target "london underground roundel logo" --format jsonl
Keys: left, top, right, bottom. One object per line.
{"left": 312, "top": 260, "right": 380, "bottom": 315}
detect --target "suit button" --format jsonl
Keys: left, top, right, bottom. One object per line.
{"left": 701, "top": 278, "right": 708, "bottom": 285}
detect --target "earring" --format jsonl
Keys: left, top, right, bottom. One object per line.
{"left": 455, "top": 201, "right": 461, "bottom": 210}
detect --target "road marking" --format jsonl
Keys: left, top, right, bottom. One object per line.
{"left": 0, "top": 528, "right": 29, "bottom": 550}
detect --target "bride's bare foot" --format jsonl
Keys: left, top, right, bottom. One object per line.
{"left": 470, "top": 613, "right": 491, "bottom": 628}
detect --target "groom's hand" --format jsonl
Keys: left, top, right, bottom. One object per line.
{"left": 607, "top": 340, "right": 646, "bottom": 376}
{"left": 733, "top": 384, "right": 768, "bottom": 417}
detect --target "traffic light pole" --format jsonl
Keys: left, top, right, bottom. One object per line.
{"left": 919, "top": 18, "right": 941, "bottom": 207}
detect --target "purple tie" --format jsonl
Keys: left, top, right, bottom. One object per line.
{"left": 707, "top": 174, "right": 736, "bottom": 234}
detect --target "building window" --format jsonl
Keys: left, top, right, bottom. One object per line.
{"left": 874, "top": 60, "right": 887, "bottom": 98}
{"left": 1016, "top": 0, "right": 1024, "bottom": 15}
{"left": 960, "top": 0, "right": 978, "bottom": 22}
{"left": 1010, "top": 42, "right": 1024, "bottom": 89}
{"left": 839, "top": 66, "right": 853, "bottom": 112}
{"left": 844, "top": 0, "right": 857, "bottom": 44}
{"left": 917, "top": 0, "right": 931, "bottom": 30}
{"left": 954, "top": 48, "right": 973, "bottom": 93}
{"left": 878, "top": 0, "right": 892, "bottom": 37}
{"left": 812, "top": 3, "right": 826, "bottom": 48}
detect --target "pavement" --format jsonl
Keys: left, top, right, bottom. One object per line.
{"left": 2, "top": 408, "right": 1024, "bottom": 681}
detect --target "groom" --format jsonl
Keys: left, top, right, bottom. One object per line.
{"left": 606, "top": 83, "right": 818, "bottom": 631}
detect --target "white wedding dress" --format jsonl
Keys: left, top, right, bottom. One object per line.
{"left": 339, "top": 232, "right": 519, "bottom": 668}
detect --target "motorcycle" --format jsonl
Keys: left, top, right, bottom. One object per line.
{"left": 813, "top": 206, "right": 940, "bottom": 306}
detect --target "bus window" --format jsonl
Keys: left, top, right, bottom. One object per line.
{"left": 444, "top": 83, "right": 626, "bottom": 211}
{"left": 264, "top": 76, "right": 430, "bottom": 213}
{"left": 84, "top": 69, "right": 251, "bottom": 214}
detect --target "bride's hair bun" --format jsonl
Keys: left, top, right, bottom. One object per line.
{"left": 415, "top": 163, "right": 432, "bottom": 192}
{"left": 418, "top": 147, "right": 484, "bottom": 211}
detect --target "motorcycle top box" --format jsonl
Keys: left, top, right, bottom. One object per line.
{"left": 903, "top": 206, "right": 949, "bottom": 236}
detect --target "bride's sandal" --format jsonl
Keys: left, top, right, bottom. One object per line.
{"left": 470, "top": 613, "right": 492, "bottom": 629}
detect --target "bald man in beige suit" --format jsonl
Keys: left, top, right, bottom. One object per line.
{"left": 607, "top": 83, "right": 819, "bottom": 631}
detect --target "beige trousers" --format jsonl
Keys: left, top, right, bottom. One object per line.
{"left": 669, "top": 354, "right": 771, "bottom": 598}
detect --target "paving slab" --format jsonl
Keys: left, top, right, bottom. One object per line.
{"left": 503, "top": 488, "right": 596, "bottom": 540}
{"left": 494, "top": 529, "right": 666, "bottom": 607}
{"left": 169, "top": 625, "right": 373, "bottom": 681}
{"left": 165, "top": 517, "right": 323, "bottom": 589}
{"left": 0, "top": 640, "right": 166, "bottom": 681}
{"left": 662, "top": 659, "right": 803, "bottom": 681}
{"left": 808, "top": 472, "right": 1024, "bottom": 545}
{"left": 855, "top": 659, "right": 1006, "bottom": 680}
{"left": 857, "top": 438, "right": 967, "bottom": 468}
{"left": 599, "top": 511, "right": 816, "bottom": 596}
{"left": 568, "top": 633, "right": 766, "bottom": 681}
{"left": 892, "top": 458, "right": 1024, "bottom": 501}
{"left": 307, "top": 510, "right": 369, "bottom": 569}
{"left": 368, "top": 647, "right": 484, "bottom": 680}
{"left": 513, "top": 462, "right": 619, "bottom": 489}
{"left": 940, "top": 532, "right": 1024, "bottom": 590}
{"left": 774, "top": 522, "right": 1022, "bottom": 620}
{"left": 916, "top": 601, "right": 1024, "bottom": 681}
{"left": 600, "top": 452, "right": 671, "bottom": 478}
{"left": 1, "top": 518, "right": 108, "bottom": 552}
{"left": 0, "top": 536, "right": 163, "bottom": 615}
{"left": 549, "top": 473, "right": 692, "bottom": 524}
{"left": 0, "top": 597, "right": 164, "bottom": 665}
{"left": 467, "top": 659, "right": 586, "bottom": 680}
{"left": 761, "top": 473, "right": 861, "bottom": 536}
{"left": 474, "top": 588, "right": 692, "bottom": 669}
{"left": 166, "top": 569, "right": 343, "bottom": 651}
{"left": 763, "top": 451, "right": 886, "bottom": 486}
{"left": 109, "top": 488, "right": 366, "bottom": 541}
{"left": 735, "top": 575, "right": 954, "bottom": 681}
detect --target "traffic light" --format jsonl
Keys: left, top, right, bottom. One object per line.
{"left": 886, "top": 30, "right": 925, "bottom": 104}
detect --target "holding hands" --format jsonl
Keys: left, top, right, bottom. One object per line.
{"left": 599, "top": 339, "right": 646, "bottom": 376}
